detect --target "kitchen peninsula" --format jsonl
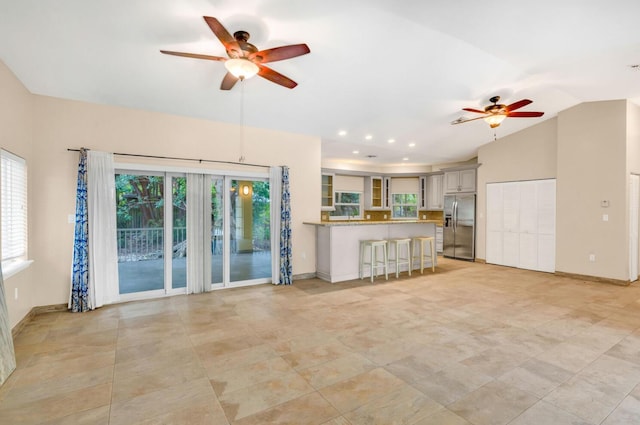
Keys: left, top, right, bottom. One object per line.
{"left": 304, "top": 220, "right": 440, "bottom": 283}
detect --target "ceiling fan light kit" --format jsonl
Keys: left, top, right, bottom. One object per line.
{"left": 160, "top": 16, "right": 310, "bottom": 90}
{"left": 484, "top": 114, "right": 507, "bottom": 128}
{"left": 224, "top": 58, "right": 259, "bottom": 80}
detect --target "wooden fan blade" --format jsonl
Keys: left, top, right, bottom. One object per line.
{"left": 451, "top": 115, "right": 488, "bottom": 125}
{"left": 204, "top": 16, "right": 242, "bottom": 58}
{"left": 250, "top": 44, "right": 310, "bottom": 63}
{"left": 506, "top": 99, "right": 532, "bottom": 112}
{"left": 220, "top": 72, "right": 239, "bottom": 90}
{"left": 462, "top": 108, "right": 486, "bottom": 114}
{"left": 257, "top": 65, "right": 297, "bottom": 89}
{"left": 160, "top": 50, "right": 227, "bottom": 62}
{"left": 507, "top": 111, "right": 544, "bottom": 117}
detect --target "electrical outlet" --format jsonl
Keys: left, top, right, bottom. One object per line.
{"left": 602, "top": 214, "right": 609, "bottom": 222}
{"left": 366, "top": 214, "right": 371, "bottom": 220}
{"left": 422, "top": 214, "right": 426, "bottom": 219}
{"left": 589, "top": 254, "right": 596, "bottom": 262}
{"left": 383, "top": 214, "right": 387, "bottom": 219}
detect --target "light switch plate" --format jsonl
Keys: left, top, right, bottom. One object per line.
{"left": 603, "top": 214, "right": 609, "bottom": 222}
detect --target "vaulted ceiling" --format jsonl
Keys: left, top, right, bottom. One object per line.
{"left": 1, "top": 0, "right": 639, "bottom": 167}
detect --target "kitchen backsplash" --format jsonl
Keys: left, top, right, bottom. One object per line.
{"left": 321, "top": 210, "right": 443, "bottom": 222}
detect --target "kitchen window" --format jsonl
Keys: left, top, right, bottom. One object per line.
{"left": 392, "top": 193, "right": 418, "bottom": 219}
{"left": 330, "top": 191, "right": 362, "bottom": 220}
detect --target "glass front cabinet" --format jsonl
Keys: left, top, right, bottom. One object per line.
{"left": 321, "top": 173, "right": 335, "bottom": 211}
{"left": 365, "top": 176, "right": 390, "bottom": 210}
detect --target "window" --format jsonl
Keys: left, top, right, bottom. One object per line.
{"left": 330, "top": 191, "right": 361, "bottom": 219}
{"left": 392, "top": 193, "right": 418, "bottom": 219}
{"left": 1, "top": 150, "right": 28, "bottom": 268}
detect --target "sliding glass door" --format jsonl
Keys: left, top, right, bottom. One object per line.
{"left": 211, "top": 177, "right": 224, "bottom": 285}
{"left": 229, "top": 179, "right": 271, "bottom": 283}
{"left": 171, "top": 176, "right": 187, "bottom": 290}
{"left": 116, "top": 173, "right": 165, "bottom": 294}
{"left": 116, "top": 171, "right": 270, "bottom": 297}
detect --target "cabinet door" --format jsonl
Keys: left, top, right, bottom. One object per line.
{"left": 435, "top": 175, "right": 444, "bottom": 208}
{"left": 321, "top": 174, "right": 335, "bottom": 211}
{"left": 459, "top": 169, "right": 476, "bottom": 192}
{"left": 427, "top": 174, "right": 444, "bottom": 209}
{"left": 419, "top": 176, "right": 427, "bottom": 209}
{"left": 444, "top": 172, "right": 460, "bottom": 193}
{"left": 364, "top": 176, "right": 384, "bottom": 209}
{"left": 382, "top": 177, "right": 391, "bottom": 209}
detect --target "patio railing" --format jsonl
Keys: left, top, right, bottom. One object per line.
{"left": 117, "top": 227, "right": 186, "bottom": 262}
{"left": 117, "top": 226, "right": 270, "bottom": 262}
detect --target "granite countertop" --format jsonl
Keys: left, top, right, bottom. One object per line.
{"left": 304, "top": 220, "right": 443, "bottom": 227}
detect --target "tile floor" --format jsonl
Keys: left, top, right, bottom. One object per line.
{"left": 2, "top": 258, "right": 640, "bottom": 424}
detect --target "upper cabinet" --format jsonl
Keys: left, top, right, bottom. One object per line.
{"left": 427, "top": 173, "right": 444, "bottom": 210}
{"left": 365, "top": 176, "right": 390, "bottom": 210}
{"left": 420, "top": 174, "right": 444, "bottom": 210}
{"left": 419, "top": 176, "right": 427, "bottom": 209}
{"left": 444, "top": 168, "right": 476, "bottom": 193}
{"left": 321, "top": 173, "right": 335, "bottom": 211}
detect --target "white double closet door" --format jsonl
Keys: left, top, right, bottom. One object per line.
{"left": 486, "top": 179, "right": 556, "bottom": 272}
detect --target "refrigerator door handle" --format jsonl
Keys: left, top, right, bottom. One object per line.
{"left": 453, "top": 200, "right": 457, "bottom": 231}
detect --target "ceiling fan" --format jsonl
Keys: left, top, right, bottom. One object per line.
{"left": 451, "top": 96, "right": 544, "bottom": 128}
{"left": 160, "top": 16, "right": 310, "bottom": 90}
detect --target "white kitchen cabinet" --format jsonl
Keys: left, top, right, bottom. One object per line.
{"left": 426, "top": 173, "right": 444, "bottom": 210}
{"left": 444, "top": 168, "right": 476, "bottom": 193}
{"left": 364, "top": 176, "right": 390, "bottom": 210}
{"left": 485, "top": 179, "right": 556, "bottom": 273}
{"left": 321, "top": 173, "right": 335, "bottom": 211}
{"left": 436, "top": 225, "right": 443, "bottom": 253}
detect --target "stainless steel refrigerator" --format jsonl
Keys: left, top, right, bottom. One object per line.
{"left": 443, "top": 193, "right": 476, "bottom": 260}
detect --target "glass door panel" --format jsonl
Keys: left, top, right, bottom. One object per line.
{"left": 171, "top": 176, "right": 187, "bottom": 289}
{"left": 211, "top": 177, "right": 224, "bottom": 284}
{"left": 229, "top": 179, "right": 271, "bottom": 282}
{"left": 116, "top": 174, "right": 165, "bottom": 294}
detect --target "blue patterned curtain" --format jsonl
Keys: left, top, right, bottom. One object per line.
{"left": 279, "top": 166, "right": 292, "bottom": 284}
{"left": 69, "top": 148, "right": 90, "bottom": 312}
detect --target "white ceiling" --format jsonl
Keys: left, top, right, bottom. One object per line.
{"left": 1, "top": 0, "right": 640, "bottom": 168}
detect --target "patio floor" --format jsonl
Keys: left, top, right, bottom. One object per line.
{"left": 118, "top": 252, "right": 272, "bottom": 293}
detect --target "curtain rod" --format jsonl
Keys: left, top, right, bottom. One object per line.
{"left": 67, "top": 148, "right": 273, "bottom": 169}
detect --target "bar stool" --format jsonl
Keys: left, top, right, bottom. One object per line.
{"left": 411, "top": 236, "right": 436, "bottom": 274}
{"left": 387, "top": 238, "right": 412, "bottom": 278}
{"left": 359, "top": 240, "right": 389, "bottom": 283}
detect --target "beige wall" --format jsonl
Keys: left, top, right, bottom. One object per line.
{"left": 476, "top": 118, "right": 558, "bottom": 260}
{"left": 556, "top": 100, "right": 629, "bottom": 281}
{"left": 0, "top": 62, "right": 37, "bottom": 328}
{"left": 2, "top": 60, "right": 321, "bottom": 328}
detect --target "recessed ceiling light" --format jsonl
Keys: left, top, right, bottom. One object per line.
{"left": 352, "top": 150, "right": 359, "bottom": 154}
{"left": 338, "top": 130, "right": 347, "bottom": 136}
{"left": 365, "top": 134, "right": 373, "bottom": 140}
{"left": 403, "top": 157, "right": 409, "bottom": 161}
{"left": 408, "top": 142, "right": 416, "bottom": 147}
{"left": 388, "top": 139, "right": 395, "bottom": 144}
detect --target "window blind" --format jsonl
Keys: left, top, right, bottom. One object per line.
{"left": 1, "top": 150, "right": 27, "bottom": 263}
